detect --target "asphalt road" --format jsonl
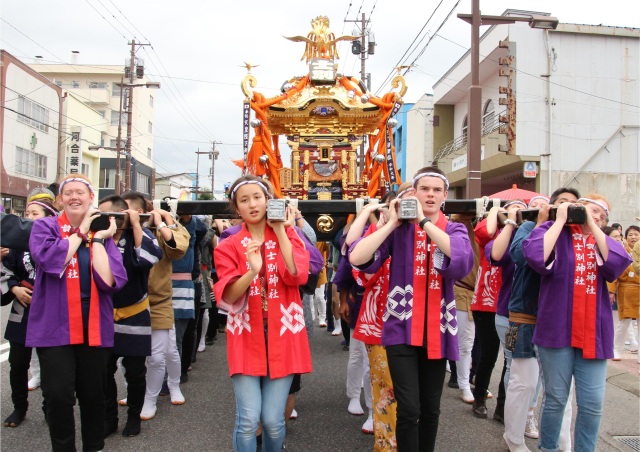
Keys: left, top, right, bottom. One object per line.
{"left": 1, "top": 305, "right": 638, "bottom": 451}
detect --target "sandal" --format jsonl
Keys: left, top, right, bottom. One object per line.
{"left": 3, "top": 410, "right": 26, "bottom": 428}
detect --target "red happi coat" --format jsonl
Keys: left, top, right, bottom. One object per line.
{"left": 352, "top": 223, "right": 391, "bottom": 345}
{"left": 470, "top": 217, "right": 502, "bottom": 313}
{"left": 214, "top": 224, "right": 312, "bottom": 379}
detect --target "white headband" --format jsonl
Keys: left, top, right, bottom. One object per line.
{"left": 26, "top": 200, "right": 59, "bottom": 217}
{"left": 231, "top": 180, "right": 272, "bottom": 200}
{"left": 504, "top": 200, "right": 527, "bottom": 210}
{"left": 527, "top": 196, "right": 550, "bottom": 208}
{"left": 412, "top": 172, "right": 449, "bottom": 190}
{"left": 396, "top": 187, "right": 414, "bottom": 199}
{"left": 578, "top": 198, "right": 609, "bottom": 216}
{"left": 59, "top": 177, "right": 95, "bottom": 194}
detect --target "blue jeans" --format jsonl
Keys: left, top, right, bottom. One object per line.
{"left": 231, "top": 373, "right": 293, "bottom": 452}
{"left": 536, "top": 346, "right": 607, "bottom": 452}
{"left": 495, "top": 314, "right": 512, "bottom": 392}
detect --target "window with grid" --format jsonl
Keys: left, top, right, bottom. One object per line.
{"left": 17, "top": 96, "right": 50, "bottom": 133}
{"left": 99, "top": 168, "right": 121, "bottom": 188}
{"left": 15, "top": 146, "right": 47, "bottom": 179}
{"left": 136, "top": 172, "right": 150, "bottom": 194}
{"left": 110, "top": 110, "right": 126, "bottom": 126}
{"left": 112, "top": 83, "right": 122, "bottom": 97}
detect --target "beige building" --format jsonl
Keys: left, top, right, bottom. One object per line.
{"left": 30, "top": 62, "right": 157, "bottom": 199}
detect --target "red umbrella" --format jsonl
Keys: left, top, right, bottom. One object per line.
{"left": 488, "top": 184, "right": 542, "bottom": 204}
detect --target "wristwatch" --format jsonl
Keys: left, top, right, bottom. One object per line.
{"left": 419, "top": 218, "right": 431, "bottom": 229}
{"left": 167, "top": 223, "right": 178, "bottom": 230}
{"left": 504, "top": 219, "right": 519, "bottom": 229}
{"left": 91, "top": 238, "right": 106, "bottom": 246}
{"left": 156, "top": 221, "right": 167, "bottom": 231}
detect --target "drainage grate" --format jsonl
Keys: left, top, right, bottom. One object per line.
{"left": 614, "top": 436, "right": 640, "bottom": 452}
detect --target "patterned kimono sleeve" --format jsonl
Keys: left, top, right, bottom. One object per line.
{"left": 131, "top": 228, "right": 163, "bottom": 270}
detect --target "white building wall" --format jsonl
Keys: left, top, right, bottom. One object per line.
{"left": 28, "top": 65, "right": 156, "bottom": 169}
{"left": 407, "top": 94, "right": 434, "bottom": 173}
{"left": 3, "top": 64, "right": 60, "bottom": 184}
{"left": 62, "top": 94, "right": 108, "bottom": 184}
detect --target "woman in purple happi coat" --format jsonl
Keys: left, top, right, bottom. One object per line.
{"left": 522, "top": 194, "right": 631, "bottom": 452}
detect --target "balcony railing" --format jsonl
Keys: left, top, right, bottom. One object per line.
{"left": 434, "top": 111, "right": 503, "bottom": 162}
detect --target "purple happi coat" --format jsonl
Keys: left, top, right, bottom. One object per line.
{"left": 26, "top": 216, "right": 127, "bottom": 348}
{"left": 350, "top": 221, "right": 473, "bottom": 360}
{"left": 522, "top": 222, "right": 631, "bottom": 359}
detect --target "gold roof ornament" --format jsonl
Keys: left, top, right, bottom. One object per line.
{"left": 241, "top": 16, "right": 408, "bottom": 199}
{"left": 285, "top": 16, "right": 359, "bottom": 63}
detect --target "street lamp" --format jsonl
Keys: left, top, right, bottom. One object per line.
{"left": 458, "top": 2, "right": 558, "bottom": 198}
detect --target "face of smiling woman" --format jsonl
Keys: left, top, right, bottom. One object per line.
{"left": 60, "top": 181, "right": 94, "bottom": 222}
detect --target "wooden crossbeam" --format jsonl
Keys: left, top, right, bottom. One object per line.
{"left": 160, "top": 199, "right": 506, "bottom": 240}
{"left": 160, "top": 199, "right": 506, "bottom": 217}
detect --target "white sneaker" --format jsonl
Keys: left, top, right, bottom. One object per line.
{"left": 169, "top": 387, "right": 185, "bottom": 405}
{"left": 524, "top": 415, "right": 539, "bottom": 439}
{"left": 361, "top": 412, "right": 374, "bottom": 434}
{"left": 140, "top": 400, "right": 157, "bottom": 420}
{"left": 28, "top": 377, "right": 41, "bottom": 391}
{"left": 289, "top": 408, "right": 298, "bottom": 420}
{"left": 197, "top": 344, "right": 205, "bottom": 352}
{"left": 118, "top": 398, "right": 128, "bottom": 407}
{"left": 332, "top": 326, "right": 342, "bottom": 336}
{"left": 613, "top": 351, "right": 622, "bottom": 361}
{"left": 460, "top": 389, "right": 474, "bottom": 404}
{"left": 348, "top": 398, "right": 364, "bottom": 415}
{"left": 503, "top": 433, "right": 531, "bottom": 452}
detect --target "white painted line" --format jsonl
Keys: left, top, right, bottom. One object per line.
{"left": 0, "top": 342, "right": 10, "bottom": 351}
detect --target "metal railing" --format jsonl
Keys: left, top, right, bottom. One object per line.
{"left": 434, "top": 111, "right": 503, "bottom": 162}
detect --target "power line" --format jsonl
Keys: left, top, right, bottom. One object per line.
{"left": 434, "top": 33, "right": 640, "bottom": 109}
{"left": 401, "top": 0, "right": 462, "bottom": 76}
{"left": 81, "top": 0, "right": 128, "bottom": 41}
{"left": 373, "top": 0, "right": 447, "bottom": 95}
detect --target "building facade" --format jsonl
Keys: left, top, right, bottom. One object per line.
{"left": 30, "top": 63, "right": 157, "bottom": 200}
{"left": 1, "top": 51, "right": 63, "bottom": 214}
{"left": 432, "top": 12, "right": 639, "bottom": 225}
{"left": 155, "top": 173, "right": 196, "bottom": 200}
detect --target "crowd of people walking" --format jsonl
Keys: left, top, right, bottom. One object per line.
{"left": 1, "top": 169, "right": 638, "bottom": 452}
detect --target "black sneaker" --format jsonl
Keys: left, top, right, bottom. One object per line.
{"left": 122, "top": 418, "right": 141, "bottom": 437}
{"left": 447, "top": 378, "right": 459, "bottom": 389}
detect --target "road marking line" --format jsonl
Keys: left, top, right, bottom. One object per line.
{"left": 0, "top": 342, "right": 10, "bottom": 351}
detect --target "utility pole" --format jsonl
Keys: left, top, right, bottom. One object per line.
{"left": 211, "top": 142, "right": 220, "bottom": 199}
{"left": 124, "top": 39, "right": 151, "bottom": 192}
{"left": 195, "top": 148, "right": 200, "bottom": 200}
{"left": 115, "top": 76, "right": 124, "bottom": 195}
{"left": 345, "top": 13, "right": 375, "bottom": 175}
